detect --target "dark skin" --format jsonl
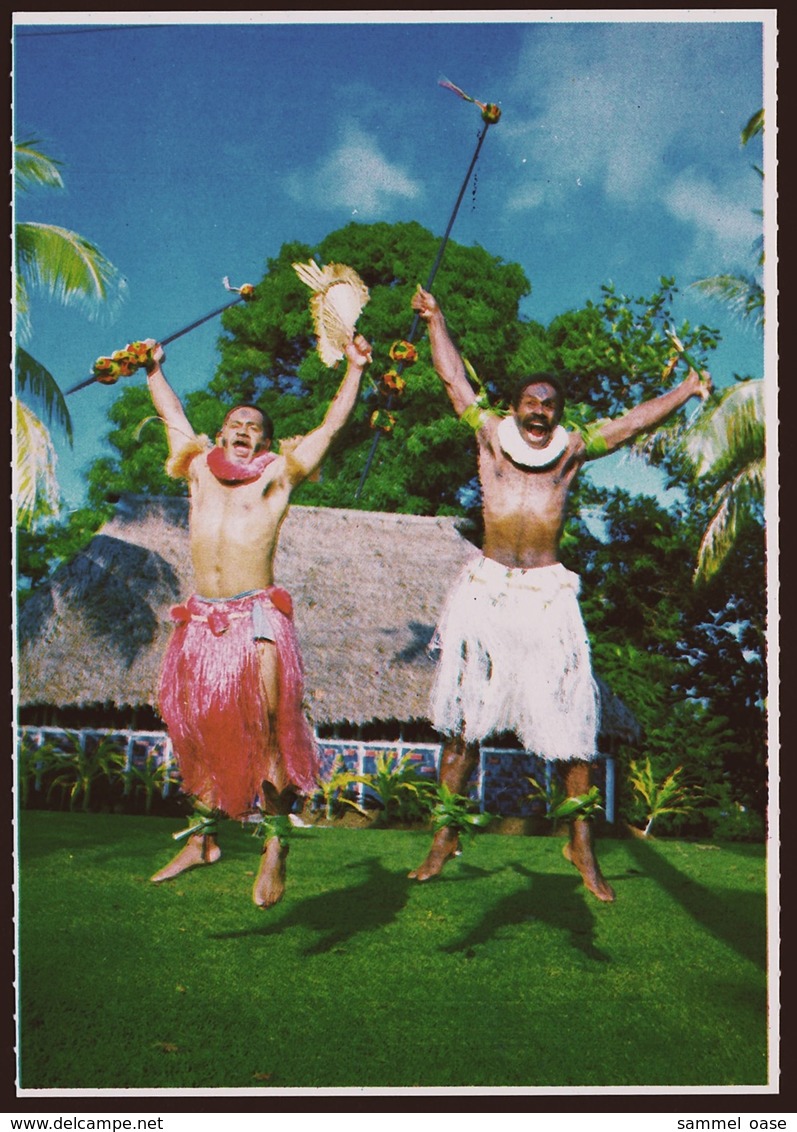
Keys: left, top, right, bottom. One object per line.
{"left": 409, "top": 287, "right": 712, "bottom": 900}
{"left": 145, "top": 336, "right": 373, "bottom": 906}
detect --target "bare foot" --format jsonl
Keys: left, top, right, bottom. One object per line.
{"left": 408, "top": 827, "right": 462, "bottom": 881}
{"left": 253, "top": 837, "right": 289, "bottom": 908}
{"left": 150, "top": 835, "right": 221, "bottom": 883}
{"left": 562, "top": 839, "right": 615, "bottom": 903}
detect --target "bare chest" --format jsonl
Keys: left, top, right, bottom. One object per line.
{"left": 190, "top": 462, "right": 289, "bottom": 545}
{"left": 479, "top": 445, "right": 571, "bottom": 521}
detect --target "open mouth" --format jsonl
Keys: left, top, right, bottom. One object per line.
{"left": 523, "top": 420, "right": 550, "bottom": 441}
{"left": 231, "top": 440, "right": 252, "bottom": 457}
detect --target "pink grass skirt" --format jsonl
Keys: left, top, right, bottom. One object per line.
{"left": 158, "top": 588, "right": 318, "bottom": 818}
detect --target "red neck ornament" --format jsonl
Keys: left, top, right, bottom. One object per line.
{"left": 206, "top": 445, "right": 278, "bottom": 484}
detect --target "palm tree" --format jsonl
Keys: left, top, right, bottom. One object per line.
{"left": 14, "top": 138, "right": 127, "bottom": 525}
{"left": 681, "top": 109, "right": 766, "bottom": 583}
{"left": 683, "top": 379, "right": 765, "bottom": 583}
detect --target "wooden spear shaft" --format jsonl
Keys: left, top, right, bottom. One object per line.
{"left": 64, "top": 294, "right": 246, "bottom": 396}
{"left": 355, "top": 122, "right": 494, "bottom": 501}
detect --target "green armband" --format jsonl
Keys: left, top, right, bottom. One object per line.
{"left": 582, "top": 422, "right": 609, "bottom": 459}
{"left": 460, "top": 403, "right": 487, "bottom": 433}
{"left": 461, "top": 401, "right": 502, "bottom": 434}
{"left": 252, "top": 814, "right": 295, "bottom": 847}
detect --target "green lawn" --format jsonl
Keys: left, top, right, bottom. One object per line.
{"left": 17, "top": 811, "right": 770, "bottom": 1091}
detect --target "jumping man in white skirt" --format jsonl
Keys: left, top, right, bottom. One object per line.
{"left": 409, "top": 287, "right": 712, "bottom": 901}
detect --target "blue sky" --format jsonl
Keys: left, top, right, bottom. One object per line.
{"left": 13, "top": 12, "right": 774, "bottom": 510}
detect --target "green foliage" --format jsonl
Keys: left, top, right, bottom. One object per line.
{"left": 700, "top": 782, "right": 766, "bottom": 842}
{"left": 682, "top": 379, "right": 765, "bottom": 583}
{"left": 429, "top": 783, "right": 494, "bottom": 835}
{"left": 547, "top": 278, "right": 719, "bottom": 423}
{"left": 17, "top": 733, "right": 63, "bottom": 809}
{"left": 77, "top": 226, "right": 722, "bottom": 523}
{"left": 250, "top": 814, "right": 296, "bottom": 846}
{"left": 311, "top": 756, "right": 368, "bottom": 820}
{"left": 14, "top": 139, "right": 128, "bottom": 515}
{"left": 628, "top": 757, "right": 698, "bottom": 836}
{"left": 351, "top": 751, "right": 435, "bottom": 826}
{"left": 527, "top": 776, "right": 604, "bottom": 828}
{"left": 43, "top": 732, "right": 127, "bottom": 812}
{"left": 123, "top": 753, "right": 180, "bottom": 815}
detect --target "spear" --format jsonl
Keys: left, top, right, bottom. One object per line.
{"left": 664, "top": 328, "right": 718, "bottom": 405}
{"left": 64, "top": 279, "right": 255, "bottom": 395}
{"left": 354, "top": 81, "right": 501, "bottom": 501}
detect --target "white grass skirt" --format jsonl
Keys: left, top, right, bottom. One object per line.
{"left": 429, "top": 556, "right": 600, "bottom": 761}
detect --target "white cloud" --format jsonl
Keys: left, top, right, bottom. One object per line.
{"left": 664, "top": 172, "right": 761, "bottom": 266}
{"left": 287, "top": 123, "right": 422, "bottom": 218}
{"left": 502, "top": 22, "right": 763, "bottom": 213}
{"left": 506, "top": 180, "right": 546, "bottom": 212}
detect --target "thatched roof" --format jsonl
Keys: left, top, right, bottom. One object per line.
{"left": 16, "top": 495, "right": 640, "bottom": 742}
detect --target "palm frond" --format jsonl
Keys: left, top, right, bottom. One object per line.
{"left": 15, "top": 222, "right": 128, "bottom": 324}
{"left": 741, "top": 109, "right": 764, "bottom": 146}
{"left": 15, "top": 346, "right": 73, "bottom": 442}
{"left": 13, "top": 139, "right": 64, "bottom": 193}
{"left": 682, "top": 380, "right": 765, "bottom": 478}
{"left": 694, "top": 457, "right": 766, "bottom": 583}
{"left": 15, "top": 400, "right": 61, "bottom": 527}
{"left": 689, "top": 274, "right": 764, "bottom": 328}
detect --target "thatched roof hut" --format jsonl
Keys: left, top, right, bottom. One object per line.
{"left": 16, "top": 495, "right": 640, "bottom": 746}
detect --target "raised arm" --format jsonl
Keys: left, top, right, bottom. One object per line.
{"left": 411, "top": 287, "right": 477, "bottom": 418}
{"left": 142, "top": 340, "right": 199, "bottom": 459}
{"left": 284, "top": 334, "right": 372, "bottom": 485}
{"left": 590, "top": 368, "right": 713, "bottom": 458}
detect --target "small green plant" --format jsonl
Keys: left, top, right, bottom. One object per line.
{"left": 352, "top": 751, "right": 435, "bottom": 826}
{"left": 429, "top": 783, "right": 494, "bottom": 836}
{"left": 527, "top": 775, "right": 604, "bottom": 831}
{"left": 46, "top": 732, "right": 127, "bottom": 812}
{"left": 312, "top": 756, "right": 369, "bottom": 820}
{"left": 123, "top": 751, "right": 180, "bottom": 814}
{"left": 16, "top": 733, "right": 61, "bottom": 809}
{"left": 628, "top": 757, "right": 697, "bottom": 836}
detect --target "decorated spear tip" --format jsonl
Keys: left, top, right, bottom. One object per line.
{"left": 438, "top": 76, "right": 501, "bottom": 125}
{"left": 223, "top": 276, "right": 256, "bottom": 300}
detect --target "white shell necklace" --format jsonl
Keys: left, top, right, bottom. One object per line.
{"left": 497, "top": 415, "right": 568, "bottom": 469}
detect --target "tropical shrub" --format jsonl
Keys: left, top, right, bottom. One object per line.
{"left": 352, "top": 751, "right": 435, "bottom": 826}
{"left": 627, "top": 756, "right": 698, "bottom": 837}
{"left": 311, "top": 755, "right": 368, "bottom": 820}
{"left": 44, "top": 732, "right": 127, "bottom": 812}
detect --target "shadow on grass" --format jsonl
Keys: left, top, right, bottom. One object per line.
{"left": 624, "top": 838, "right": 767, "bottom": 970}
{"left": 209, "top": 855, "right": 412, "bottom": 955}
{"left": 442, "top": 861, "right": 610, "bottom": 962}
